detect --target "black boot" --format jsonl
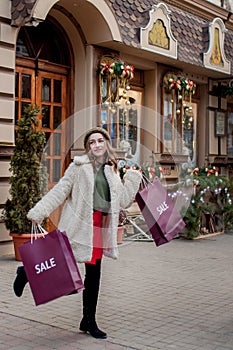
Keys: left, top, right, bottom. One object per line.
{"left": 79, "top": 260, "right": 107, "bottom": 339}
{"left": 80, "top": 307, "right": 107, "bottom": 339}
{"left": 13, "top": 266, "right": 28, "bottom": 297}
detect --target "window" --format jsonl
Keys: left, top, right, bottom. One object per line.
{"left": 140, "top": 3, "right": 177, "bottom": 59}
{"left": 16, "top": 21, "right": 70, "bottom": 65}
{"left": 162, "top": 73, "right": 197, "bottom": 164}
{"left": 100, "top": 88, "right": 142, "bottom": 158}
{"left": 16, "top": 20, "right": 71, "bottom": 188}
{"left": 227, "top": 105, "right": 233, "bottom": 156}
{"left": 98, "top": 58, "right": 143, "bottom": 161}
{"left": 205, "top": 0, "right": 233, "bottom": 12}
{"left": 39, "top": 73, "right": 66, "bottom": 186}
{"left": 15, "top": 67, "right": 67, "bottom": 188}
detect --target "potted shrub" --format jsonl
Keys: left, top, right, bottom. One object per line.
{"left": 180, "top": 167, "right": 233, "bottom": 238}
{"left": 3, "top": 104, "right": 48, "bottom": 260}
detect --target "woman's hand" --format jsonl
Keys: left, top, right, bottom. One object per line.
{"left": 29, "top": 219, "right": 38, "bottom": 226}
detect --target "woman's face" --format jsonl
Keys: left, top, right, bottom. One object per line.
{"left": 88, "top": 133, "right": 107, "bottom": 161}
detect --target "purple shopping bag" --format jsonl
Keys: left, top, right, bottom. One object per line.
{"left": 136, "top": 179, "right": 185, "bottom": 246}
{"left": 19, "top": 229, "right": 84, "bottom": 306}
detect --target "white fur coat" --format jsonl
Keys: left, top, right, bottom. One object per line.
{"left": 27, "top": 155, "right": 142, "bottom": 263}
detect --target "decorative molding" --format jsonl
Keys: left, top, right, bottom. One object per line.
{"left": 0, "top": 17, "right": 11, "bottom": 25}
{"left": 203, "top": 17, "right": 231, "bottom": 74}
{"left": 0, "top": 41, "right": 15, "bottom": 49}
{"left": 140, "top": 3, "right": 177, "bottom": 59}
{"left": 162, "top": 0, "right": 233, "bottom": 28}
{"left": 210, "top": 156, "right": 233, "bottom": 166}
{"left": 0, "top": 145, "right": 14, "bottom": 157}
{"left": 159, "top": 153, "right": 189, "bottom": 163}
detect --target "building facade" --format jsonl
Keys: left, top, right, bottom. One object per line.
{"left": 0, "top": 0, "right": 233, "bottom": 242}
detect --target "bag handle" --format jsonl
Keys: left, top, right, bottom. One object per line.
{"left": 30, "top": 223, "right": 48, "bottom": 244}
{"left": 140, "top": 174, "right": 153, "bottom": 189}
{"left": 37, "top": 224, "right": 48, "bottom": 235}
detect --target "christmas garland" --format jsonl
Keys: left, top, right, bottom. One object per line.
{"left": 212, "top": 84, "right": 233, "bottom": 97}
{"left": 163, "top": 73, "right": 196, "bottom": 94}
{"left": 98, "top": 59, "right": 135, "bottom": 105}
{"left": 97, "top": 60, "right": 134, "bottom": 80}
{"left": 118, "top": 163, "right": 164, "bottom": 180}
{"left": 187, "top": 166, "right": 219, "bottom": 177}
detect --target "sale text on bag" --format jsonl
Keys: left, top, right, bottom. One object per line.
{"left": 35, "top": 257, "right": 56, "bottom": 274}
{"left": 157, "top": 201, "right": 169, "bottom": 216}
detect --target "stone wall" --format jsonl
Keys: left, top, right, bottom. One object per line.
{"left": 0, "top": 2, "right": 17, "bottom": 241}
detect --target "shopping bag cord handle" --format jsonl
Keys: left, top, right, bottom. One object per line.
{"left": 31, "top": 223, "right": 48, "bottom": 244}
{"left": 141, "top": 174, "right": 153, "bottom": 188}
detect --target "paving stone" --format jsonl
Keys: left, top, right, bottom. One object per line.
{"left": 1, "top": 233, "right": 233, "bottom": 349}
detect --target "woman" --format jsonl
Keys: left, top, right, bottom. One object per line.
{"left": 13, "top": 127, "right": 142, "bottom": 339}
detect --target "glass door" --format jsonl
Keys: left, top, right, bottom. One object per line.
{"left": 36, "top": 71, "right": 67, "bottom": 188}
{"left": 15, "top": 67, "right": 36, "bottom": 124}
{"left": 15, "top": 67, "right": 67, "bottom": 189}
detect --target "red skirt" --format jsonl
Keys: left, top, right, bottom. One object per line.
{"left": 85, "top": 210, "right": 103, "bottom": 265}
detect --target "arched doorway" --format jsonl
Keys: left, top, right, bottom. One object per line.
{"left": 15, "top": 18, "right": 73, "bottom": 228}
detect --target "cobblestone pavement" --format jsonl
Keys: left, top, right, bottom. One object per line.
{"left": 0, "top": 232, "right": 233, "bottom": 350}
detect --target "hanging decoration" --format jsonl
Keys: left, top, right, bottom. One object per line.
{"left": 212, "top": 82, "right": 233, "bottom": 97}
{"left": 97, "top": 57, "right": 134, "bottom": 106}
{"left": 97, "top": 57, "right": 136, "bottom": 157}
{"left": 163, "top": 72, "right": 196, "bottom": 131}
{"left": 187, "top": 166, "right": 219, "bottom": 176}
{"left": 118, "top": 163, "right": 165, "bottom": 180}
{"left": 163, "top": 73, "right": 196, "bottom": 95}
{"left": 97, "top": 60, "right": 134, "bottom": 80}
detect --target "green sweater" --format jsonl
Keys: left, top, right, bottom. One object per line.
{"left": 93, "top": 165, "right": 110, "bottom": 214}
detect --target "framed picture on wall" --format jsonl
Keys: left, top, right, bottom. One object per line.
{"left": 215, "top": 110, "right": 226, "bottom": 137}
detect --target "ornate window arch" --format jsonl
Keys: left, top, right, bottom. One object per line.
{"left": 203, "top": 17, "right": 231, "bottom": 74}
{"left": 140, "top": 3, "right": 177, "bottom": 59}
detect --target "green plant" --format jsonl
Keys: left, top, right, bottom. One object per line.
{"left": 179, "top": 167, "right": 233, "bottom": 238}
{"left": 3, "top": 104, "right": 48, "bottom": 234}
{"left": 222, "top": 176, "right": 233, "bottom": 231}
{"left": 181, "top": 194, "right": 202, "bottom": 238}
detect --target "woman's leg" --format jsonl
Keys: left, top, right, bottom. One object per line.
{"left": 13, "top": 266, "right": 28, "bottom": 297}
{"left": 80, "top": 259, "right": 107, "bottom": 339}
